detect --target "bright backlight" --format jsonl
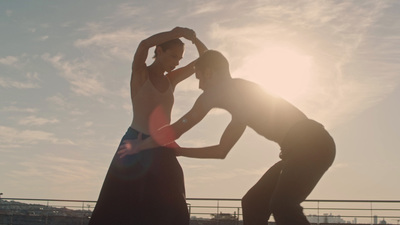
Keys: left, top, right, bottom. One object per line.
{"left": 236, "top": 46, "right": 313, "bottom": 100}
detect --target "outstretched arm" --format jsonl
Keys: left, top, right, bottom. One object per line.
{"left": 175, "top": 118, "right": 246, "bottom": 159}
{"left": 117, "top": 94, "right": 211, "bottom": 158}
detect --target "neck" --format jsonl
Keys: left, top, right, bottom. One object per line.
{"left": 218, "top": 73, "right": 231, "bottom": 82}
{"left": 148, "top": 62, "right": 165, "bottom": 77}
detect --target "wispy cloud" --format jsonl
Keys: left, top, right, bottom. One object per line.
{"left": 0, "top": 56, "right": 19, "bottom": 66}
{"left": 18, "top": 116, "right": 59, "bottom": 126}
{"left": 0, "top": 54, "right": 40, "bottom": 88}
{"left": 112, "top": 2, "right": 147, "bottom": 19}
{"left": 74, "top": 28, "right": 144, "bottom": 61}
{"left": 7, "top": 155, "right": 101, "bottom": 195}
{"left": 0, "top": 106, "right": 38, "bottom": 113}
{"left": 6, "top": 10, "right": 12, "bottom": 17}
{"left": 191, "top": 1, "right": 225, "bottom": 15}
{"left": 0, "top": 126, "right": 74, "bottom": 148}
{"left": 0, "top": 76, "right": 40, "bottom": 89}
{"left": 39, "top": 35, "right": 49, "bottom": 41}
{"left": 42, "top": 53, "right": 107, "bottom": 97}
{"left": 46, "top": 94, "right": 87, "bottom": 115}
{"left": 205, "top": 1, "right": 398, "bottom": 128}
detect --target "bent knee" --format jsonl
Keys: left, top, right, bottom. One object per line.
{"left": 269, "top": 200, "right": 297, "bottom": 215}
{"left": 241, "top": 192, "right": 257, "bottom": 210}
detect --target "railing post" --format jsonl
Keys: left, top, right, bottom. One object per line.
{"left": 46, "top": 200, "right": 49, "bottom": 225}
{"left": 216, "top": 200, "right": 220, "bottom": 225}
{"left": 370, "top": 201, "right": 373, "bottom": 225}
{"left": 187, "top": 203, "right": 191, "bottom": 217}
{"left": 317, "top": 200, "right": 320, "bottom": 225}
{"left": 237, "top": 207, "right": 240, "bottom": 225}
{"left": 81, "top": 201, "right": 85, "bottom": 225}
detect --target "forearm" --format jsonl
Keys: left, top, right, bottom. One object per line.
{"left": 140, "top": 29, "right": 184, "bottom": 49}
{"left": 175, "top": 145, "right": 228, "bottom": 159}
{"left": 193, "top": 37, "right": 208, "bottom": 55}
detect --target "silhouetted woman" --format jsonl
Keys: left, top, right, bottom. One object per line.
{"left": 89, "top": 27, "right": 207, "bottom": 225}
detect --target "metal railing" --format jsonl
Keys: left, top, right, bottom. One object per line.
{"left": 1, "top": 197, "right": 400, "bottom": 225}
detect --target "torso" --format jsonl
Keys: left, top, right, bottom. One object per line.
{"left": 130, "top": 75, "right": 174, "bottom": 135}
{"left": 203, "top": 78, "right": 308, "bottom": 144}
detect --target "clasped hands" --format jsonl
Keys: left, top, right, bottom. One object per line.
{"left": 172, "top": 27, "right": 197, "bottom": 44}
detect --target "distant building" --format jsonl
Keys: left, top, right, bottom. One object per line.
{"left": 211, "top": 212, "right": 238, "bottom": 220}
{"left": 307, "top": 213, "right": 347, "bottom": 223}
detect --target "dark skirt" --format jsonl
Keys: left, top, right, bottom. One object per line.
{"left": 89, "top": 127, "right": 189, "bottom": 225}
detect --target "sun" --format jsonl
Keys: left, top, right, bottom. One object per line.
{"left": 235, "top": 45, "right": 313, "bottom": 101}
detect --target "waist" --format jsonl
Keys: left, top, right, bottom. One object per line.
{"left": 280, "top": 119, "right": 325, "bottom": 149}
{"left": 124, "top": 126, "right": 151, "bottom": 140}
{"left": 130, "top": 106, "right": 172, "bottom": 134}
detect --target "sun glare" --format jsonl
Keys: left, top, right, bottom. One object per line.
{"left": 236, "top": 46, "right": 313, "bottom": 100}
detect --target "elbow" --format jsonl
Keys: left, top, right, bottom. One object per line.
{"left": 216, "top": 144, "right": 232, "bottom": 159}
{"left": 217, "top": 148, "right": 230, "bottom": 159}
{"left": 218, "top": 153, "right": 228, "bottom": 160}
{"left": 138, "top": 39, "right": 152, "bottom": 50}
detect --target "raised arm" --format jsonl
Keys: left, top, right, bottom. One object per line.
{"left": 166, "top": 36, "right": 208, "bottom": 87}
{"left": 131, "top": 27, "right": 196, "bottom": 96}
{"left": 175, "top": 118, "right": 246, "bottom": 159}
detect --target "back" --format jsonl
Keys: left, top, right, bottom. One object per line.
{"left": 203, "top": 78, "right": 307, "bottom": 144}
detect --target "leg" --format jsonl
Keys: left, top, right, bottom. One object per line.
{"left": 89, "top": 128, "right": 149, "bottom": 225}
{"left": 140, "top": 147, "right": 189, "bottom": 225}
{"left": 269, "top": 151, "right": 334, "bottom": 225}
{"left": 270, "top": 120, "right": 336, "bottom": 225}
{"left": 242, "top": 161, "right": 284, "bottom": 225}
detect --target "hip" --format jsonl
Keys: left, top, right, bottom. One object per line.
{"left": 279, "top": 119, "right": 336, "bottom": 163}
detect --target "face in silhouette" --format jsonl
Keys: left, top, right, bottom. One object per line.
{"left": 195, "top": 68, "right": 212, "bottom": 91}
{"left": 157, "top": 44, "right": 184, "bottom": 72}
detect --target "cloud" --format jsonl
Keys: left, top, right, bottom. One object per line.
{"left": 6, "top": 10, "right": 12, "bottom": 17}
{"left": 0, "top": 56, "right": 19, "bottom": 66}
{"left": 113, "top": 2, "right": 147, "bottom": 19}
{"left": 0, "top": 126, "right": 74, "bottom": 148}
{"left": 191, "top": 1, "right": 225, "bottom": 15}
{"left": 0, "top": 77, "right": 40, "bottom": 89}
{"left": 46, "top": 95, "right": 69, "bottom": 107}
{"left": 18, "top": 116, "right": 59, "bottom": 126}
{"left": 0, "top": 57, "right": 40, "bottom": 88}
{"left": 7, "top": 155, "right": 101, "bottom": 193}
{"left": 205, "top": 1, "right": 397, "bottom": 128}
{"left": 42, "top": 53, "right": 107, "bottom": 97}
{"left": 74, "top": 28, "right": 144, "bottom": 61}
{"left": 46, "top": 94, "right": 87, "bottom": 115}
{"left": 0, "top": 106, "right": 38, "bottom": 113}
{"left": 39, "top": 35, "right": 49, "bottom": 41}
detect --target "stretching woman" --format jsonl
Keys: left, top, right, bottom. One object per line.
{"left": 89, "top": 27, "right": 207, "bottom": 225}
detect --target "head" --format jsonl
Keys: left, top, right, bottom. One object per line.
{"left": 194, "top": 50, "right": 231, "bottom": 90}
{"left": 154, "top": 39, "right": 184, "bottom": 72}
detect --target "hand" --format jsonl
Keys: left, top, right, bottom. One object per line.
{"left": 117, "top": 133, "right": 143, "bottom": 158}
{"left": 172, "top": 27, "right": 196, "bottom": 43}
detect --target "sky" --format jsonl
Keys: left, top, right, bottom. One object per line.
{"left": 1, "top": 0, "right": 400, "bottom": 204}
